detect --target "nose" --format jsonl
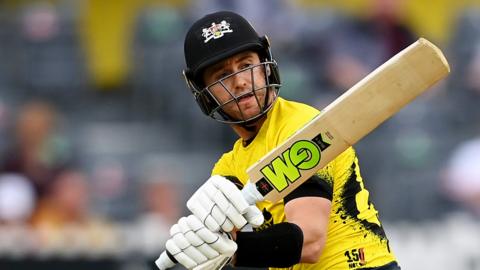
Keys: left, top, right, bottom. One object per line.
{"left": 231, "top": 69, "right": 251, "bottom": 94}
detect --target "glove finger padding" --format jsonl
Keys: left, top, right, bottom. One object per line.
{"left": 186, "top": 215, "right": 237, "bottom": 255}
{"left": 188, "top": 176, "right": 248, "bottom": 232}
{"left": 243, "top": 205, "right": 264, "bottom": 227}
{"left": 222, "top": 203, "right": 247, "bottom": 229}
{"left": 165, "top": 239, "right": 197, "bottom": 269}
{"left": 202, "top": 181, "right": 230, "bottom": 211}
{"left": 170, "top": 224, "right": 208, "bottom": 265}
{"left": 212, "top": 205, "right": 236, "bottom": 232}
{"left": 187, "top": 192, "right": 221, "bottom": 232}
{"left": 164, "top": 215, "right": 237, "bottom": 270}
{"left": 201, "top": 181, "right": 239, "bottom": 231}
{"left": 178, "top": 217, "right": 219, "bottom": 259}
{"left": 210, "top": 175, "right": 249, "bottom": 213}
{"left": 212, "top": 232, "right": 237, "bottom": 256}
{"left": 219, "top": 215, "right": 235, "bottom": 232}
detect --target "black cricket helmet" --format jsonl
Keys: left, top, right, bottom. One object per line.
{"left": 183, "top": 11, "right": 281, "bottom": 124}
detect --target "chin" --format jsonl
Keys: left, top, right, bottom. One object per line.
{"left": 239, "top": 110, "right": 262, "bottom": 121}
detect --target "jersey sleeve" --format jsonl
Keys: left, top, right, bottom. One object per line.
{"left": 282, "top": 147, "right": 357, "bottom": 204}
{"left": 283, "top": 173, "right": 334, "bottom": 204}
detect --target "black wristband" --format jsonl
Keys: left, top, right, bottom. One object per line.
{"left": 235, "top": 222, "right": 304, "bottom": 268}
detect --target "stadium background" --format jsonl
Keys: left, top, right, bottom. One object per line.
{"left": 0, "top": 0, "right": 479, "bottom": 269}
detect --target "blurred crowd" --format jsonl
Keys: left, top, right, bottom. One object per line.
{"left": 0, "top": 0, "right": 479, "bottom": 268}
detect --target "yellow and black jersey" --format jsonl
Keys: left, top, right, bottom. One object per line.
{"left": 212, "top": 97, "right": 397, "bottom": 270}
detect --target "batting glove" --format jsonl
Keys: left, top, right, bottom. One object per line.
{"left": 156, "top": 215, "right": 237, "bottom": 270}
{"left": 186, "top": 175, "right": 264, "bottom": 232}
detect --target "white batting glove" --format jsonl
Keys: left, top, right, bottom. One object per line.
{"left": 156, "top": 215, "right": 237, "bottom": 270}
{"left": 186, "top": 175, "right": 264, "bottom": 232}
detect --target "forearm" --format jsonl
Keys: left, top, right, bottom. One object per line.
{"left": 298, "top": 221, "right": 327, "bottom": 263}
{"left": 284, "top": 197, "right": 331, "bottom": 264}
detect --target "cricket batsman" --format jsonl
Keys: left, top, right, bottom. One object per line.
{"left": 156, "top": 11, "right": 400, "bottom": 270}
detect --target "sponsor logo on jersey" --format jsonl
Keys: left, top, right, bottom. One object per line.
{"left": 345, "top": 248, "right": 366, "bottom": 268}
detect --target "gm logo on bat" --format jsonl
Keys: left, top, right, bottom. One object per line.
{"left": 256, "top": 133, "right": 331, "bottom": 195}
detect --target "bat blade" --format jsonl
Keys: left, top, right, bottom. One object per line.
{"left": 247, "top": 38, "right": 450, "bottom": 203}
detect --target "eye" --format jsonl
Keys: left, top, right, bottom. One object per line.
{"left": 241, "top": 62, "right": 253, "bottom": 69}
{"left": 215, "top": 71, "right": 231, "bottom": 81}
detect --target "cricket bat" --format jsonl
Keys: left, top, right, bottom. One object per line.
{"left": 243, "top": 37, "right": 449, "bottom": 203}
{"left": 156, "top": 37, "right": 450, "bottom": 270}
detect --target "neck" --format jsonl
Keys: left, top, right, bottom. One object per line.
{"left": 231, "top": 116, "right": 266, "bottom": 143}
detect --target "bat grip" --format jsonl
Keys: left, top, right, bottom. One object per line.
{"left": 155, "top": 251, "right": 176, "bottom": 270}
{"left": 241, "top": 181, "right": 264, "bottom": 205}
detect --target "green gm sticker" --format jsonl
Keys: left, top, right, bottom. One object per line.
{"left": 260, "top": 133, "right": 331, "bottom": 192}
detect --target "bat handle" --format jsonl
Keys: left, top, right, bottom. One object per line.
{"left": 155, "top": 251, "right": 176, "bottom": 270}
{"left": 241, "top": 181, "right": 265, "bottom": 205}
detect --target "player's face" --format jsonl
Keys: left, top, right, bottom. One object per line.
{"left": 203, "top": 51, "right": 272, "bottom": 122}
